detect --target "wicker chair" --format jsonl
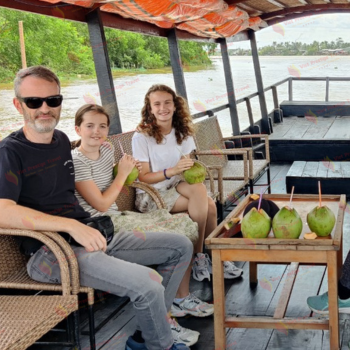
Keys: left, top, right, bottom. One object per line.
{"left": 108, "top": 130, "right": 220, "bottom": 204}
{"left": 0, "top": 228, "right": 80, "bottom": 349}
{"left": 193, "top": 115, "right": 271, "bottom": 194}
{"left": 0, "top": 188, "right": 165, "bottom": 350}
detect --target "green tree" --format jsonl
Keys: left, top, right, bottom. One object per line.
{"left": 0, "top": 8, "right": 213, "bottom": 82}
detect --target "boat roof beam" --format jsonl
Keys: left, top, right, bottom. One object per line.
{"left": 219, "top": 38, "right": 240, "bottom": 136}
{"left": 248, "top": 30, "right": 270, "bottom": 134}
{"left": 167, "top": 29, "right": 188, "bottom": 101}
{"left": 86, "top": 8, "right": 122, "bottom": 134}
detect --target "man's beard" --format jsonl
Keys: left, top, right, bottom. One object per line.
{"left": 24, "top": 110, "right": 60, "bottom": 133}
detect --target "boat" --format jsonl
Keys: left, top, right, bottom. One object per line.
{"left": 1, "top": 1, "right": 350, "bottom": 349}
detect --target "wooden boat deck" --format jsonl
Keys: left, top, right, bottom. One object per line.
{"left": 27, "top": 162, "right": 350, "bottom": 350}
{"left": 270, "top": 116, "right": 350, "bottom": 140}
{"left": 269, "top": 116, "right": 350, "bottom": 162}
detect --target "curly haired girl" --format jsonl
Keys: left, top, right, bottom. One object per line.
{"left": 132, "top": 85, "right": 243, "bottom": 316}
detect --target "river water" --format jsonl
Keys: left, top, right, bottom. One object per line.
{"left": 1, "top": 55, "right": 349, "bottom": 141}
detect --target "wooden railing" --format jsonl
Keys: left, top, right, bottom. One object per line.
{"left": 192, "top": 76, "right": 350, "bottom": 134}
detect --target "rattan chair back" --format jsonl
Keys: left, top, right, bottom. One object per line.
{"left": 0, "top": 236, "right": 27, "bottom": 281}
{"left": 107, "top": 132, "right": 137, "bottom": 212}
{"left": 194, "top": 116, "right": 228, "bottom": 168}
{"left": 108, "top": 130, "right": 134, "bottom": 160}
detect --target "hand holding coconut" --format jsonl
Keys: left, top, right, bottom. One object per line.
{"left": 175, "top": 147, "right": 206, "bottom": 184}
{"left": 113, "top": 154, "right": 140, "bottom": 185}
{"left": 170, "top": 157, "right": 194, "bottom": 176}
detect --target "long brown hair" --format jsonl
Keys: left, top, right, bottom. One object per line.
{"left": 74, "top": 104, "right": 110, "bottom": 146}
{"left": 137, "top": 84, "right": 194, "bottom": 144}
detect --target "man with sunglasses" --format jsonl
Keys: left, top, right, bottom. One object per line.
{"left": 0, "top": 66, "right": 194, "bottom": 350}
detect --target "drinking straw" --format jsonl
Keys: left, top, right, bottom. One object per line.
{"left": 118, "top": 139, "right": 125, "bottom": 155}
{"left": 257, "top": 188, "right": 263, "bottom": 211}
{"left": 318, "top": 181, "right": 322, "bottom": 207}
{"left": 176, "top": 146, "right": 187, "bottom": 158}
{"left": 289, "top": 186, "right": 295, "bottom": 209}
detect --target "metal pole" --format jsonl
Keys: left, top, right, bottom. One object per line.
{"left": 18, "top": 21, "right": 27, "bottom": 69}
{"left": 86, "top": 8, "right": 121, "bottom": 134}
{"left": 219, "top": 38, "right": 240, "bottom": 135}
{"left": 288, "top": 78, "right": 293, "bottom": 101}
{"left": 248, "top": 30, "right": 269, "bottom": 134}
{"left": 167, "top": 28, "right": 188, "bottom": 100}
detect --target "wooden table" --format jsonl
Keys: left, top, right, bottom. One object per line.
{"left": 206, "top": 194, "right": 345, "bottom": 350}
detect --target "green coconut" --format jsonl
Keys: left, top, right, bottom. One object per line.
{"left": 113, "top": 164, "right": 139, "bottom": 185}
{"left": 272, "top": 206, "right": 303, "bottom": 239}
{"left": 307, "top": 205, "right": 335, "bottom": 237}
{"left": 183, "top": 162, "right": 206, "bottom": 184}
{"left": 241, "top": 208, "right": 271, "bottom": 239}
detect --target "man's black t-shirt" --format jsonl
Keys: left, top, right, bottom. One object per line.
{"left": 0, "top": 128, "right": 89, "bottom": 254}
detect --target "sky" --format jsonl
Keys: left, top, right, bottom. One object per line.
{"left": 233, "top": 13, "right": 350, "bottom": 49}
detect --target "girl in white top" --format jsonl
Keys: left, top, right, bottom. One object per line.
{"left": 73, "top": 104, "right": 214, "bottom": 339}
{"left": 133, "top": 85, "right": 243, "bottom": 295}
{"left": 132, "top": 85, "right": 216, "bottom": 262}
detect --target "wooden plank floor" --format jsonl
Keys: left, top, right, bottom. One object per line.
{"left": 270, "top": 116, "right": 350, "bottom": 140}
{"left": 29, "top": 162, "right": 350, "bottom": 350}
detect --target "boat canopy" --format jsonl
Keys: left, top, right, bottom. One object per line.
{"left": 3, "top": 1, "right": 350, "bottom": 41}
{"left": 41, "top": 0, "right": 266, "bottom": 38}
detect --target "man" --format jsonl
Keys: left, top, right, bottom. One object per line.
{"left": 0, "top": 65, "right": 195, "bottom": 350}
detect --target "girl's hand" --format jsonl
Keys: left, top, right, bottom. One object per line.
{"left": 135, "top": 160, "right": 142, "bottom": 173}
{"left": 117, "top": 154, "right": 136, "bottom": 178}
{"left": 170, "top": 158, "right": 194, "bottom": 176}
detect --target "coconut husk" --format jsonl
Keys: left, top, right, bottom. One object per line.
{"left": 243, "top": 199, "right": 280, "bottom": 219}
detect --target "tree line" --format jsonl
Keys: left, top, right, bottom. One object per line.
{"left": 230, "top": 38, "right": 350, "bottom": 56}
{"left": 0, "top": 8, "right": 215, "bottom": 83}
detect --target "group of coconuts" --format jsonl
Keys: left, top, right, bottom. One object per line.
{"left": 241, "top": 199, "right": 336, "bottom": 239}
{"left": 113, "top": 160, "right": 206, "bottom": 185}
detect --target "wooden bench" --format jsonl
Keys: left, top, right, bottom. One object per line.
{"left": 286, "top": 161, "right": 350, "bottom": 198}
{"left": 280, "top": 101, "right": 350, "bottom": 117}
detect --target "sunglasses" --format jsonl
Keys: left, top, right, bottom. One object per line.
{"left": 19, "top": 95, "right": 63, "bottom": 109}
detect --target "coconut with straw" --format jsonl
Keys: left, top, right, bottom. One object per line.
{"left": 113, "top": 140, "right": 139, "bottom": 185}
{"left": 177, "top": 147, "right": 206, "bottom": 184}
{"left": 306, "top": 181, "right": 336, "bottom": 237}
{"left": 241, "top": 188, "right": 272, "bottom": 239}
{"left": 272, "top": 186, "right": 303, "bottom": 239}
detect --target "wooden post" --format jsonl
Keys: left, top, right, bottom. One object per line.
{"left": 219, "top": 38, "right": 240, "bottom": 136}
{"left": 248, "top": 30, "right": 269, "bottom": 134}
{"left": 245, "top": 97, "right": 254, "bottom": 128}
{"left": 167, "top": 29, "right": 188, "bottom": 100}
{"left": 327, "top": 251, "right": 340, "bottom": 349}
{"left": 86, "top": 8, "right": 121, "bottom": 135}
{"left": 212, "top": 250, "right": 226, "bottom": 350}
{"left": 18, "top": 21, "right": 27, "bottom": 69}
{"left": 272, "top": 86, "right": 279, "bottom": 109}
{"left": 288, "top": 78, "right": 293, "bottom": 101}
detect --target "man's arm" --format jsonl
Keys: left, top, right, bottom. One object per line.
{"left": 0, "top": 199, "right": 107, "bottom": 252}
